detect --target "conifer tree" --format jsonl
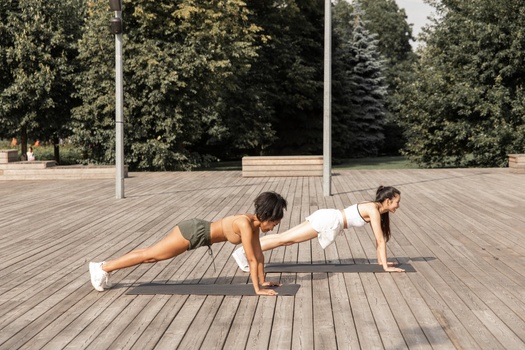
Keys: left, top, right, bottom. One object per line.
{"left": 332, "top": 0, "right": 388, "bottom": 157}
{"left": 359, "top": 0, "right": 416, "bottom": 155}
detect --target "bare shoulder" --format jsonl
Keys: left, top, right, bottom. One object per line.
{"left": 358, "top": 201, "right": 377, "bottom": 211}
{"left": 224, "top": 214, "right": 255, "bottom": 233}
{"left": 358, "top": 202, "right": 380, "bottom": 219}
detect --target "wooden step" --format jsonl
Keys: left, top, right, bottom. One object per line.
{"left": 242, "top": 155, "right": 323, "bottom": 177}
{"left": 0, "top": 164, "right": 128, "bottom": 180}
{"left": 508, "top": 154, "right": 525, "bottom": 174}
{"left": 0, "top": 160, "right": 57, "bottom": 169}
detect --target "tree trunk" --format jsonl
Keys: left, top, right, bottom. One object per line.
{"left": 21, "top": 126, "right": 28, "bottom": 161}
{"left": 53, "top": 137, "right": 60, "bottom": 164}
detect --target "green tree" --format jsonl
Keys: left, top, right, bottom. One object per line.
{"left": 399, "top": 0, "right": 525, "bottom": 167}
{"left": 73, "top": 0, "right": 262, "bottom": 170}
{"left": 247, "top": 0, "right": 325, "bottom": 156}
{"left": 358, "top": 0, "right": 416, "bottom": 155}
{"left": 359, "top": 0, "right": 413, "bottom": 65}
{"left": 193, "top": 0, "right": 278, "bottom": 159}
{"left": 0, "top": 0, "right": 82, "bottom": 161}
{"left": 196, "top": 0, "right": 327, "bottom": 159}
{"left": 332, "top": 0, "right": 388, "bottom": 158}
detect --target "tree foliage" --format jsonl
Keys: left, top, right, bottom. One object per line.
{"left": 244, "top": 0, "right": 325, "bottom": 156}
{"left": 358, "top": 0, "right": 416, "bottom": 155}
{"left": 399, "top": 0, "right": 525, "bottom": 167}
{"left": 0, "top": 0, "right": 82, "bottom": 159}
{"left": 358, "top": 0, "right": 413, "bottom": 65}
{"left": 197, "top": 0, "right": 325, "bottom": 158}
{"left": 0, "top": 0, "right": 408, "bottom": 169}
{"left": 332, "top": 0, "right": 388, "bottom": 158}
{"left": 73, "top": 0, "right": 262, "bottom": 170}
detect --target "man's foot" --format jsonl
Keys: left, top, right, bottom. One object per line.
{"left": 232, "top": 247, "right": 250, "bottom": 272}
{"left": 89, "top": 262, "right": 111, "bottom": 291}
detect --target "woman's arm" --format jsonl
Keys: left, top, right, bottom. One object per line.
{"left": 238, "top": 218, "right": 280, "bottom": 295}
{"left": 366, "top": 205, "right": 404, "bottom": 272}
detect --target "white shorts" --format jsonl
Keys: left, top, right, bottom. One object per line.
{"left": 306, "top": 209, "right": 344, "bottom": 249}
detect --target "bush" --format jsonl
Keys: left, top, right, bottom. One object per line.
{"left": 0, "top": 139, "right": 82, "bottom": 165}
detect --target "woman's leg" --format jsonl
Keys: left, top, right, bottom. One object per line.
{"left": 102, "top": 226, "right": 190, "bottom": 273}
{"left": 260, "top": 221, "right": 318, "bottom": 251}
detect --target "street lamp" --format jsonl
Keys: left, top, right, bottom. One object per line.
{"left": 323, "top": 0, "right": 332, "bottom": 196}
{"left": 109, "top": 0, "right": 121, "bottom": 11}
{"left": 109, "top": 0, "right": 124, "bottom": 199}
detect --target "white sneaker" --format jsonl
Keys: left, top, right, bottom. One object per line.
{"left": 104, "top": 275, "right": 113, "bottom": 288}
{"left": 89, "top": 262, "right": 110, "bottom": 291}
{"left": 232, "top": 247, "right": 250, "bottom": 272}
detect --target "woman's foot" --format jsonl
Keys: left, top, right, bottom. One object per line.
{"left": 231, "top": 247, "right": 250, "bottom": 272}
{"left": 89, "top": 262, "right": 111, "bottom": 291}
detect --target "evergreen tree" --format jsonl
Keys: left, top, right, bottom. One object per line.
{"left": 399, "top": 0, "right": 525, "bottom": 167}
{"left": 359, "top": 0, "right": 416, "bottom": 155}
{"left": 359, "top": 0, "right": 413, "bottom": 64}
{"left": 332, "top": 0, "right": 388, "bottom": 158}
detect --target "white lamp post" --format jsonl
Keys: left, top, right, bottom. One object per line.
{"left": 109, "top": 0, "right": 124, "bottom": 199}
{"left": 323, "top": 0, "right": 332, "bottom": 196}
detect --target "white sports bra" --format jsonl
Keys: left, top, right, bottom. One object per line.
{"left": 343, "top": 204, "right": 367, "bottom": 228}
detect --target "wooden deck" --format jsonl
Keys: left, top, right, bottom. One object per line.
{"left": 1, "top": 168, "right": 524, "bottom": 349}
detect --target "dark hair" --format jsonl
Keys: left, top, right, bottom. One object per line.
{"left": 254, "top": 191, "right": 287, "bottom": 222}
{"left": 375, "top": 186, "right": 401, "bottom": 242}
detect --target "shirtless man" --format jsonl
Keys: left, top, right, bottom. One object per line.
{"left": 89, "top": 191, "right": 287, "bottom": 295}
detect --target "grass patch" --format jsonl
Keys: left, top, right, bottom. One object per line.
{"left": 196, "top": 160, "right": 242, "bottom": 171}
{"left": 202, "top": 156, "right": 418, "bottom": 171}
{"left": 30, "top": 145, "right": 83, "bottom": 165}
{"left": 334, "top": 156, "right": 419, "bottom": 170}
{"left": 1, "top": 139, "right": 419, "bottom": 170}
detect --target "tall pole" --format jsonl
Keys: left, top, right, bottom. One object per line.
{"left": 110, "top": 1, "right": 124, "bottom": 199}
{"left": 323, "top": 0, "right": 332, "bottom": 196}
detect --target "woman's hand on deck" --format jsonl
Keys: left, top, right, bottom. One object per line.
{"left": 255, "top": 281, "right": 282, "bottom": 296}
{"left": 384, "top": 266, "right": 405, "bottom": 272}
{"left": 257, "top": 288, "right": 278, "bottom": 296}
{"left": 261, "top": 281, "right": 282, "bottom": 287}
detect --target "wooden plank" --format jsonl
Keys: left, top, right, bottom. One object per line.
{"left": 149, "top": 295, "right": 207, "bottom": 350}
{"left": 127, "top": 296, "right": 189, "bottom": 350}
{"left": 242, "top": 170, "right": 323, "bottom": 177}
{"left": 290, "top": 177, "right": 315, "bottom": 350}
{"left": 360, "top": 273, "right": 408, "bottom": 349}
{"left": 1, "top": 169, "right": 525, "bottom": 349}
{"left": 175, "top": 296, "right": 224, "bottom": 349}
{"left": 376, "top": 273, "right": 431, "bottom": 349}
{"left": 242, "top": 155, "right": 323, "bottom": 177}
{"left": 242, "top": 155, "right": 323, "bottom": 163}
{"left": 394, "top": 271, "right": 456, "bottom": 349}
{"left": 198, "top": 296, "right": 242, "bottom": 349}
{"left": 344, "top": 273, "right": 384, "bottom": 349}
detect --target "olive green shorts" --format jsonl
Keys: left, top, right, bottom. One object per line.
{"left": 178, "top": 218, "right": 212, "bottom": 250}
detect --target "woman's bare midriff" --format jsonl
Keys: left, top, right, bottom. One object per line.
{"left": 210, "top": 214, "right": 253, "bottom": 245}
